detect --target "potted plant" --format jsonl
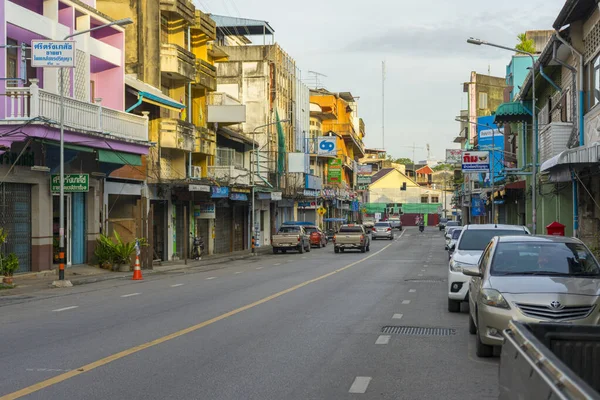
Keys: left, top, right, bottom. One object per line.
{"left": 94, "top": 234, "right": 115, "bottom": 270}
{"left": 111, "top": 231, "right": 136, "bottom": 272}
{"left": 1, "top": 253, "right": 19, "bottom": 285}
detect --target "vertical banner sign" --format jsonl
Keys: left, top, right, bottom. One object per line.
{"left": 318, "top": 137, "right": 337, "bottom": 156}
{"left": 327, "top": 158, "right": 342, "bottom": 184}
{"left": 31, "top": 41, "right": 76, "bottom": 67}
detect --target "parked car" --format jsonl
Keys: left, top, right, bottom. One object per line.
{"left": 499, "top": 321, "right": 600, "bottom": 399}
{"left": 334, "top": 224, "right": 370, "bottom": 253}
{"left": 272, "top": 225, "right": 310, "bottom": 254}
{"left": 446, "top": 227, "right": 462, "bottom": 256}
{"left": 444, "top": 226, "right": 460, "bottom": 249}
{"left": 464, "top": 235, "right": 600, "bottom": 358}
{"left": 438, "top": 218, "right": 448, "bottom": 231}
{"left": 388, "top": 218, "right": 403, "bottom": 231}
{"left": 372, "top": 221, "right": 394, "bottom": 240}
{"left": 444, "top": 220, "right": 461, "bottom": 235}
{"left": 325, "top": 228, "right": 336, "bottom": 242}
{"left": 447, "top": 224, "right": 530, "bottom": 313}
{"left": 304, "top": 225, "right": 327, "bottom": 248}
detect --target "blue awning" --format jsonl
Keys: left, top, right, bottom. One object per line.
{"left": 125, "top": 75, "right": 185, "bottom": 112}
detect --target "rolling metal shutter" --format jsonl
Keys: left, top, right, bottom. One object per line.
{"left": 0, "top": 183, "right": 31, "bottom": 272}
{"left": 215, "top": 204, "right": 232, "bottom": 254}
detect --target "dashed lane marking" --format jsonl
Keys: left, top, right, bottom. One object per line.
{"left": 51, "top": 306, "right": 78, "bottom": 312}
{"left": 349, "top": 377, "right": 372, "bottom": 394}
{"left": 205, "top": 277, "right": 217, "bottom": 280}
{"left": 120, "top": 293, "right": 141, "bottom": 298}
{"left": 170, "top": 284, "right": 184, "bottom": 287}
{"left": 375, "top": 335, "right": 391, "bottom": 345}
{"left": 402, "top": 300, "right": 411, "bottom": 305}
{"left": 409, "top": 289, "right": 416, "bottom": 293}
{"left": 392, "top": 313, "right": 403, "bottom": 319}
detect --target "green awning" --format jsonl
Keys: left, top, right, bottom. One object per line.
{"left": 363, "top": 203, "right": 387, "bottom": 213}
{"left": 493, "top": 102, "right": 532, "bottom": 124}
{"left": 40, "top": 140, "right": 93, "bottom": 153}
{"left": 402, "top": 203, "right": 441, "bottom": 214}
{"left": 97, "top": 149, "right": 142, "bottom": 166}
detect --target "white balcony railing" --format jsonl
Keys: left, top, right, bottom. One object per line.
{"left": 3, "top": 80, "right": 148, "bottom": 142}
{"left": 207, "top": 165, "right": 251, "bottom": 186}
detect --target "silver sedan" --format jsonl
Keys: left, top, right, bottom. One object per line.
{"left": 372, "top": 222, "right": 394, "bottom": 240}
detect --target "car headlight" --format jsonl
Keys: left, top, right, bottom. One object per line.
{"left": 449, "top": 260, "right": 471, "bottom": 273}
{"left": 480, "top": 289, "right": 510, "bottom": 309}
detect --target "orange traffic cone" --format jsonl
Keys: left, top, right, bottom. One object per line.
{"left": 132, "top": 254, "right": 143, "bottom": 280}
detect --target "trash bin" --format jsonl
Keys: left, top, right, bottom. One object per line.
{"left": 546, "top": 221, "right": 565, "bottom": 236}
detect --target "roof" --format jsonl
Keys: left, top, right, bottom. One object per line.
{"left": 553, "top": 0, "right": 597, "bottom": 30}
{"left": 493, "top": 102, "right": 532, "bottom": 124}
{"left": 370, "top": 168, "right": 394, "bottom": 183}
{"left": 497, "top": 235, "right": 582, "bottom": 244}
{"left": 415, "top": 165, "right": 433, "bottom": 175}
{"left": 125, "top": 75, "right": 185, "bottom": 111}
{"left": 210, "top": 14, "right": 275, "bottom": 36}
{"left": 217, "top": 126, "right": 257, "bottom": 147}
{"left": 463, "top": 224, "right": 529, "bottom": 231}
{"left": 540, "top": 141, "right": 600, "bottom": 172}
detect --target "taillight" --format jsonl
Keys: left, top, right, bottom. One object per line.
{"left": 387, "top": 228, "right": 392, "bottom": 232}
{"left": 360, "top": 235, "right": 365, "bottom": 242}
{"left": 372, "top": 227, "right": 377, "bottom": 232}
{"left": 297, "top": 236, "right": 301, "bottom": 242}
{"left": 333, "top": 235, "right": 337, "bottom": 242}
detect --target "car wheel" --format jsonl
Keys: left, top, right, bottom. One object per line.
{"left": 447, "top": 298, "right": 461, "bottom": 313}
{"left": 340, "top": 248, "right": 345, "bottom": 252}
{"left": 282, "top": 250, "right": 287, "bottom": 254}
{"left": 360, "top": 246, "right": 366, "bottom": 253}
{"left": 306, "top": 244, "right": 311, "bottom": 252}
{"left": 469, "top": 313, "right": 476, "bottom": 335}
{"left": 273, "top": 248, "right": 278, "bottom": 254}
{"left": 475, "top": 314, "right": 494, "bottom": 358}
{"left": 334, "top": 247, "right": 339, "bottom": 253}
{"left": 366, "top": 245, "right": 370, "bottom": 252}
{"left": 298, "top": 245, "right": 304, "bottom": 254}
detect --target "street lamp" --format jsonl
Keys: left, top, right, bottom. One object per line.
{"left": 55, "top": 18, "right": 133, "bottom": 284}
{"left": 248, "top": 119, "right": 290, "bottom": 254}
{"left": 466, "top": 38, "right": 537, "bottom": 233}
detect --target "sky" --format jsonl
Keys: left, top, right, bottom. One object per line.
{"left": 196, "top": 0, "right": 565, "bottom": 162}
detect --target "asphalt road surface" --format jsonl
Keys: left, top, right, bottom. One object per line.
{"left": 0, "top": 227, "right": 498, "bottom": 400}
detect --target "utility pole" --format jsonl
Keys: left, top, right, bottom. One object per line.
{"left": 382, "top": 61, "right": 386, "bottom": 149}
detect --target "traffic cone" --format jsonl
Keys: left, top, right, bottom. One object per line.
{"left": 132, "top": 254, "right": 143, "bottom": 280}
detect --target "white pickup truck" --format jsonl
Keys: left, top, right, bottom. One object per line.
{"left": 272, "top": 225, "right": 310, "bottom": 254}
{"left": 334, "top": 224, "right": 370, "bottom": 253}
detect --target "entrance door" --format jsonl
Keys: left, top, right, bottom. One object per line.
{"left": 71, "top": 192, "right": 86, "bottom": 264}
{"left": 0, "top": 183, "right": 32, "bottom": 273}
{"left": 151, "top": 200, "right": 167, "bottom": 261}
{"left": 53, "top": 194, "right": 72, "bottom": 266}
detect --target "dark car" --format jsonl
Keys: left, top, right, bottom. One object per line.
{"left": 438, "top": 218, "right": 448, "bottom": 231}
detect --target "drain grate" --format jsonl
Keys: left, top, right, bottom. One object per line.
{"left": 405, "top": 278, "right": 445, "bottom": 283}
{"left": 382, "top": 326, "right": 456, "bottom": 336}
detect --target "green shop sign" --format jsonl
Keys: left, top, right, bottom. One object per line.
{"left": 327, "top": 158, "right": 342, "bottom": 184}
{"left": 51, "top": 174, "right": 89, "bottom": 192}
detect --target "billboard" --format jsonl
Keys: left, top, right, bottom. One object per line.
{"left": 446, "top": 149, "right": 462, "bottom": 165}
{"left": 357, "top": 164, "right": 372, "bottom": 175}
{"left": 461, "top": 151, "right": 490, "bottom": 173}
{"left": 318, "top": 137, "right": 337, "bottom": 156}
{"left": 288, "top": 152, "right": 309, "bottom": 173}
{"left": 327, "top": 158, "right": 342, "bottom": 184}
{"left": 477, "top": 116, "right": 505, "bottom": 185}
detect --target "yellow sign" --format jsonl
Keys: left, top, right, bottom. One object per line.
{"left": 317, "top": 207, "right": 327, "bottom": 216}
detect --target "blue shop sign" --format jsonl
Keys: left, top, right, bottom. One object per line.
{"left": 211, "top": 186, "right": 229, "bottom": 198}
{"left": 230, "top": 192, "right": 248, "bottom": 201}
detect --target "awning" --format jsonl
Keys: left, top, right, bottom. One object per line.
{"left": 97, "top": 149, "right": 142, "bottom": 166}
{"left": 493, "top": 102, "right": 532, "bottom": 124}
{"left": 217, "top": 126, "right": 257, "bottom": 147}
{"left": 40, "top": 140, "right": 93, "bottom": 153}
{"left": 540, "top": 142, "right": 600, "bottom": 172}
{"left": 125, "top": 75, "right": 185, "bottom": 112}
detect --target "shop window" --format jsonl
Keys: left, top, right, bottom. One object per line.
{"left": 421, "top": 196, "right": 429, "bottom": 203}
{"left": 431, "top": 196, "right": 439, "bottom": 203}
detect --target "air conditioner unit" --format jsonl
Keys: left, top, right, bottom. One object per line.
{"left": 191, "top": 166, "right": 202, "bottom": 179}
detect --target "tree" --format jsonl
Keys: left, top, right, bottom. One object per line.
{"left": 433, "top": 163, "right": 454, "bottom": 171}
{"left": 386, "top": 155, "right": 412, "bottom": 165}
{"left": 515, "top": 33, "right": 536, "bottom": 54}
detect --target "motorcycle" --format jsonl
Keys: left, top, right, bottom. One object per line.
{"left": 191, "top": 235, "right": 205, "bottom": 260}
{"left": 419, "top": 225, "right": 424, "bottom": 233}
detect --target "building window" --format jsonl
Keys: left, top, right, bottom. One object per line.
{"left": 588, "top": 55, "right": 600, "bottom": 110}
{"left": 161, "top": 16, "right": 169, "bottom": 44}
{"left": 421, "top": 196, "right": 429, "bottom": 203}
{"left": 6, "top": 39, "right": 17, "bottom": 87}
{"left": 479, "top": 92, "right": 488, "bottom": 110}
{"left": 431, "top": 196, "right": 439, "bottom": 203}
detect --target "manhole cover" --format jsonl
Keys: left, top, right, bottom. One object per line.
{"left": 404, "top": 279, "right": 445, "bottom": 283}
{"left": 382, "top": 326, "right": 456, "bottom": 336}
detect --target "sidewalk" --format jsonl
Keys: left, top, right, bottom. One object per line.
{"left": 1, "top": 246, "right": 273, "bottom": 298}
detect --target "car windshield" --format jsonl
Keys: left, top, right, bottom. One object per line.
{"left": 447, "top": 227, "right": 458, "bottom": 235}
{"left": 440, "top": 218, "right": 448, "bottom": 223}
{"left": 491, "top": 242, "right": 600, "bottom": 277}
{"left": 375, "top": 223, "right": 389, "bottom": 227}
{"left": 451, "top": 229, "right": 462, "bottom": 239}
{"left": 304, "top": 227, "right": 318, "bottom": 234}
{"left": 339, "top": 226, "right": 363, "bottom": 233}
{"left": 278, "top": 227, "right": 300, "bottom": 234}
{"left": 446, "top": 221, "right": 460, "bottom": 227}
{"left": 457, "top": 229, "right": 528, "bottom": 250}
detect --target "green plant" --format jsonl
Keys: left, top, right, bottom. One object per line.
{"left": 94, "top": 234, "right": 115, "bottom": 266}
{"left": 2, "top": 253, "right": 19, "bottom": 277}
{"left": 516, "top": 33, "right": 536, "bottom": 54}
{"left": 110, "top": 231, "right": 136, "bottom": 265}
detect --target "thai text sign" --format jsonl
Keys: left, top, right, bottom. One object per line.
{"left": 446, "top": 149, "right": 462, "bottom": 165}
{"left": 194, "top": 202, "right": 216, "bottom": 219}
{"left": 51, "top": 174, "right": 89, "bottom": 192}
{"left": 327, "top": 158, "right": 342, "bottom": 184}
{"left": 31, "top": 41, "right": 76, "bottom": 68}
{"left": 461, "top": 151, "right": 490, "bottom": 173}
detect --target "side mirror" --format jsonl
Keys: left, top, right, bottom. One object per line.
{"left": 462, "top": 266, "right": 482, "bottom": 278}
{"left": 449, "top": 244, "right": 456, "bottom": 251}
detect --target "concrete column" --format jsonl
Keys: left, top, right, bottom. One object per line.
{"left": 208, "top": 218, "right": 215, "bottom": 255}
{"left": 31, "top": 180, "right": 53, "bottom": 272}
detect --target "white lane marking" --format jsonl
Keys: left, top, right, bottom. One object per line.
{"left": 418, "top": 274, "right": 423, "bottom": 277}
{"left": 302, "top": 256, "right": 307, "bottom": 259}
{"left": 52, "top": 306, "right": 78, "bottom": 312}
{"left": 402, "top": 300, "right": 411, "bottom": 305}
{"left": 375, "top": 335, "right": 391, "bottom": 345}
{"left": 170, "top": 284, "right": 184, "bottom": 287}
{"left": 349, "top": 377, "right": 372, "bottom": 394}
{"left": 273, "top": 263, "right": 281, "bottom": 266}
{"left": 409, "top": 289, "right": 416, "bottom": 293}
{"left": 421, "top": 269, "right": 426, "bottom": 272}
{"left": 26, "top": 368, "right": 72, "bottom": 373}
{"left": 205, "top": 277, "right": 217, "bottom": 280}
{"left": 392, "top": 313, "right": 404, "bottom": 319}
{"left": 424, "top": 265, "right": 429, "bottom": 267}
{"left": 235, "top": 271, "right": 243, "bottom": 274}
{"left": 121, "top": 293, "right": 141, "bottom": 298}
{"left": 256, "top": 267, "right": 264, "bottom": 270}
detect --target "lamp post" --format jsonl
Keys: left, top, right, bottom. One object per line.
{"left": 466, "top": 38, "right": 537, "bottom": 233}
{"left": 249, "top": 119, "right": 290, "bottom": 254}
{"left": 55, "top": 18, "right": 133, "bottom": 283}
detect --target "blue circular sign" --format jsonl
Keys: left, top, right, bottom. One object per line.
{"left": 319, "top": 139, "right": 335, "bottom": 152}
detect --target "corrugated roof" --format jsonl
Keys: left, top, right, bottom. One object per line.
{"left": 210, "top": 14, "right": 275, "bottom": 36}
{"left": 553, "top": 0, "right": 597, "bottom": 30}
{"left": 370, "top": 168, "right": 394, "bottom": 183}
{"left": 493, "top": 102, "right": 532, "bottom": 124}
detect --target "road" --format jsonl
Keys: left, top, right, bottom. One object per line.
{"left": 0, "top": 227, "right": 498, "bottom": 400}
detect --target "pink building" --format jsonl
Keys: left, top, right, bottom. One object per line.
{"left": 0, "top": 0, "right": 149, "bottom": 272}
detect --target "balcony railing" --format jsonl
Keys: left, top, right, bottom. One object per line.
{"left": 207, "top": 92, "right": 246, "bottom": 124}
{"left": 539, "top": 122, "right": 573, "bottom": 164}
{"left": 161, "top": 43, "right": 196, "bottom": 81}
{"left": 193, "top": 10, "right": 216, "bottom": 40}
{"left": 195, "top": 127, "right": 216, "bottom": 155}
{"left": 160, "top": 0, "right": 195, "bottom": 24}
{"left": 207, "top": 165, "right": 251, "bottom": 186}
{"left": 153, "top": 118, "right": 196, "bottom": 152}
{"left": 195, "top": 59, "right": 217, "bottom": 91}
{"left": 2, "top": 80, "right": 148, "bottom": 142}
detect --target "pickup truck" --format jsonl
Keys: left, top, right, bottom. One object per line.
{"left": 334, "top": 224, "right": 370, "bottom": 253}
{"left": 272, "top": 225, "right": 310, "bottom": 254}
{"left": 499, "top": 320, "right": 600, "bottom": 400}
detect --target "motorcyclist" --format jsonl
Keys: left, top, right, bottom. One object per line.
{"left": 418, "top": 215, "right": 425, "bottom": 232}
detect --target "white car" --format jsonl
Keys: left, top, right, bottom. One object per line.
{"left": 446, "top": 227, "right": 462, "bottom": 256}
{"left": 447, "top": 224, "right": 530, "bottom": 312}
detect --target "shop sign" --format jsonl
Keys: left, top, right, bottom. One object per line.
{"left": 357, "top": 184, "right": 369, "bottom": 191}
{"left": 462, "top": 151, "right": 490, "bottom": 173}
{"left": 194, "top": 202, "right": 216, "bottom": 219}
{"left": 357, "top": 164, "right": 372, "bottom": 175}
{"left": 317, "top": 207, "right": 327, "bottom": 215}
{"left": 340, "top": 203, "right": 350, "bottom": 210}
{"left": 357, "top": 175, "right": 371, "bottom": 185}
{"left": 189, "top": 184, "right": 211, "bottom": 192}
{"left": 211, "top": 186, "right": 229, "bottom": 198}
{"left": 31, "top": 40, "right": 76, "bottom": 68}
{"left": 232, "top": 187, "right": 251, "bottom": 194}
{"left": 257, "top": 192, "right": 271, "bottom": 200}
{"left": 446, "top": 149, "right": 462, "bottom": 165}
{"left": 318, "top": 137, "right": 337, "bottom": 156}
{"left": 271, "top": 192, "right": 283, "bottom": 201}
{"left": 51, "top": 174, "right": 89, "bottom": 192}
{"left": 303, "top": 189, "right": 320, "bottom": 197}
{"left": 298, "top": 201, "right": 317, "bottom": 209}
{"left": 229, "top": 192, "right": 248, "bottom": 201}
{"left": 327, "top": 158, "right": 342, "bottom": 184}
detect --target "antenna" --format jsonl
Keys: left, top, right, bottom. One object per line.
{"left": 307, "top": 70, "right": 327, "bottom": 89}
{"left": 426, "top": 143, "right": 430, "bottom": 160}
{"left": 382, "top": 60, "right": 386, "bottom": 149}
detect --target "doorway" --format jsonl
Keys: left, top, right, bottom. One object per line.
{"left": 52, "top": 193, "right": 86, "bottom": 266}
